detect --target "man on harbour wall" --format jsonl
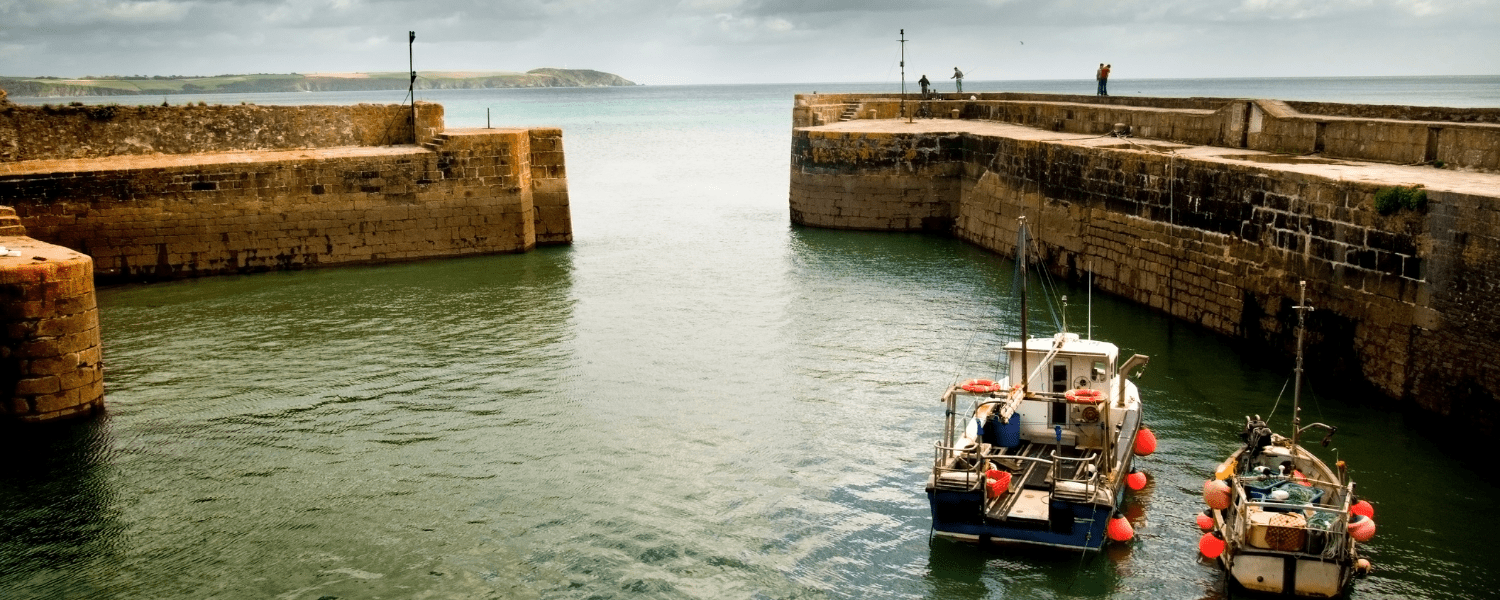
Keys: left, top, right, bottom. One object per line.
{"left": 1097, "top": 64, "right": 1111, "bottom": 96}
{"left": 918, "top": 74, "right": 930, "bottom": 98}
{"left": 951, "top": 67, "right": 963, "bottom": 93}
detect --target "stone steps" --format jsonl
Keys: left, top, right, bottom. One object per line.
{"left": 421, "top": 133, "right": 453, "bottom": 152}
{"left": 0, "top": 206, "right": 26, "bottom": 237}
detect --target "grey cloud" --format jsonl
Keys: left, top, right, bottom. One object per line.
{"left": 0, "top": 0, "right": 1495, "bottom": 82}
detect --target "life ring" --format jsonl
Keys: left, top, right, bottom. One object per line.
{"left": 962, "top": 378, "right": 1002, "bottom": 393}
{"left": 1065, "top": 388, "right": 1104, "bottom": 404}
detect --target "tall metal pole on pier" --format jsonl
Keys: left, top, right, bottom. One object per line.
{"left": 408, "top": 31, "right": 418, "bottom": 144}
{"left": 898, "top": 29, "right": 907, "bottom": 120}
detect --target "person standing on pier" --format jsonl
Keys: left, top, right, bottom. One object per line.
{"left": 1097, "top": 63, "right": 1111, "bottom": 96}
{"left": 918, "top": 74, "right": 930, "bottom": 98}
{"left": 951, "top": 67, "right": 964, "bottom": 93}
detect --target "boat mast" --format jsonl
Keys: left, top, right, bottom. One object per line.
{"left": 1291, "top": 280, "right": 1312, "bottom": 449}
{"left": 1019, "top": 216, "right": 1029, "bottom": 395}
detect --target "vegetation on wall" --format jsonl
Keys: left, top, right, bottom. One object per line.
{"left": 1374, "top": 185, "right": 1428, "bottom": 215}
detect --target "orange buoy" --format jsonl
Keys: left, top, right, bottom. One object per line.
{"left": 1348, "top": 514, "right": 1377, "bottom": 542}
{"left": 1126, "top": 468, "right": 1148, "bottom": 491}
{"left": 1352, "top": 498, "right": 1375, "bottom": 519}
{"left": 1355, "top": 558, "right": 1372, "bottom": 576}
{"left": 986, "top": 471, "right": 1012, "bottom": 497}
{"left": 1065, "top": 388, "right": 1104, "bottom": 404}
{"left": 1196, "top": 509, "right": 1215, "bottom": 531}
{"left": 1107, "top": 512, "right": 1134, "bottom": 542}
{"left": 1199, "top": 530, "right": 1226, "bottom": 559}
{"left": 1203, "top": 479, "right": 1231, "bottom": 510}
{"left": 1293, "top": 469, "right": 1310, "bottom": 486}
{"left": 962, "top": 378, "right": 1002, "bottom": 393}
{"left": 1134, "top": 427, "right": 1157, "bottom": 456}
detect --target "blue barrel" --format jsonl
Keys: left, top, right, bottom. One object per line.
{"left": 996, "top": 414, "right": 1021, "bottom": 448}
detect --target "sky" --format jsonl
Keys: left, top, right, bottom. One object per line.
{"left": 1, "top": 0, "right": 1496, "bottom": 84}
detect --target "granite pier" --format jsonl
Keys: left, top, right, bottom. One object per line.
{"left": 0, "top": 97, "right": 572, "bottom": 422}
{"left": 791, "top": 93, "right": 1500, "bottom": 431}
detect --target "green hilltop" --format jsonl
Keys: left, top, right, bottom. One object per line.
{"left": 0, "top": 68, "right": 636, "bottom": 97}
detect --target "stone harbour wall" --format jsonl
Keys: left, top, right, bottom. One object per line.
{"left": 0, "top": 209, "right": 104, "bottom": 422}
{"left": 528, "top": 128, "right": 572, "bottom": 245}
{"left": 788, "top": 130, "right": 963, "bottom": 231}
{"left": 0, "top": 103, "right": 571, "bottom": 284}
{"left": 0, "top": 98, "right": 573, "bottom": 422}
{"left": 1, "top": 127, "right": 567, "bottom": 283}
{"left": 0, "top": 101, "right": 445, "bottom": 163}
{"left": 790, "top": 111, "right": 1500, "bottom": 432}
{"left": 794, "top": 93, "right": 1500, "bottom": 172}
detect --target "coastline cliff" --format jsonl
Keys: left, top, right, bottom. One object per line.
{"left": 0, "top": 68, "right": 636, "bottom": 98}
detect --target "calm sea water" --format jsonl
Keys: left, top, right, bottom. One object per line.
{"left": 3, "top": 78, "right": 1498, "bottom": 599}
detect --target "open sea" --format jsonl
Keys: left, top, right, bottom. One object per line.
{"left": 3, "top": 76, "right": 1498, "bottom": 599}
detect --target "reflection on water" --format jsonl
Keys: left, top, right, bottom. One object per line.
{"left": 0, "top": 417, "right": 123, "bottom": 597}
{"left": 2, "top": 83, "right": 1498, "bottom": 599}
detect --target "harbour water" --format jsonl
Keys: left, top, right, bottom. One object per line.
{"left": 3, "top": 77, "right": 1499, "bottom": 599}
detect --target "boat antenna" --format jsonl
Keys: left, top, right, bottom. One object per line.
{"left": 1291, "top": 280, "right": 1313, "bottom": 449}
{"left": 1087, "top": 260, "right": 1093, "bottom": 341}
{"left": 1061, "top": 295, "right": 1068, "bottom": 334}
{"left": 1018, "top": 216, "right": 1029, "bottom": 395}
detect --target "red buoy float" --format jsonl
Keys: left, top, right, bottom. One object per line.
{"left": 1126, "top": 468, "right": 1148, "bottom": 491}
{"left": 1355, "top": 558, "right": 1372, "bottom": 576}
{"left": 1203, "top": 479, "right": 1231, "bottom": 510}
{"left": 1065, "top": 388, "right": 1104, "bottom": 404}
{"left": 961, "top": 379, "right": 1002, "bottom": 393}
{"left": 1196, "top": 509, "right": 1215, "bottom": 532}
{"left": 1134, "top": 427, "right": 1157, "bottom": 456}
{"left": 1199, "top": 531, "right": 1226, "bottom": 559}
{"left": 1107, "top": 512, "right": 1134, "bottom": 542}
{"left": 1352, "top": 498, "right": 1375, "bottom": 519}
{"left": 1348, "top": 514, "right": 1377, "bottom": 542}
{"left": 985, "top": 470, "right": 1012, "bottom": 497}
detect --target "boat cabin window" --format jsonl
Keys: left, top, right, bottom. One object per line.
{"left": 1093, "top": 361, "right": 1106, "bottom": 382}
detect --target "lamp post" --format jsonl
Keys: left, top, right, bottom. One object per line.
{"left": 899, "top": 29, "right": 907, "bottom": 121}
{"left": 408, "top": 31, "right": 417, "bottom": 144}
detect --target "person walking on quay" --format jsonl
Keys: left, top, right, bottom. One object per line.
{"left": 1097, "top": 63, "right": 1111, "bottom": 96}
{"left": 951, "top": 67, "right": 964, "bottom": 93}
{"left": 919, "top": 74, "right": 930, "bottom": 98}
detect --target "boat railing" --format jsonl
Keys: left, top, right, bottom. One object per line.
{"left": 1050, "top": 451, "right": 1101, "bottom": 501}
{"left": 931, "top": 441, "right": 983, "bottom": 490}
{"left": 1227, "top": 476, "right": 1354, "bottom": 559}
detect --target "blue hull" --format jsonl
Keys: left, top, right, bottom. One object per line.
{"left": 928, "top": 488, "right": 1117, "bottom": 551}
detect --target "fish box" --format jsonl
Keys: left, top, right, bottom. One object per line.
{"left": 1247, "top": 507, "right": 1307, "bottom": 551}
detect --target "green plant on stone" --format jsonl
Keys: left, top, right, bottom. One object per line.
{"left": 1374, "top": 186, "right": 1427, "bottom": 215}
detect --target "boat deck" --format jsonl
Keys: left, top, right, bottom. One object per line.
{"left": 985, "top": 440, "right": 1100, "bottom": 522}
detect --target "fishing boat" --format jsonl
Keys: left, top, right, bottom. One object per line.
{"left": 926, "top": 216, "right": 1151, "bottom": 551}
{"left": 1199, "top": 281, "right": 1374, "bottom": 597}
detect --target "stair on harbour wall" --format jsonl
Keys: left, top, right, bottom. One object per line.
{"left": 0, "top": 206, "right": 25, "bottom": 237}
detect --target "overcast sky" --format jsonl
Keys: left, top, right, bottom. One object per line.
{"left": 1, "top": 0, "right": 1496, "bottom": 84}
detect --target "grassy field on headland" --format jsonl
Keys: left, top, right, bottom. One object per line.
{"left": 0, "top": 68, "right": 636, "bottom": 97}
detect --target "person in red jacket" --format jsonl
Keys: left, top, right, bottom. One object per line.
{"left": 1097, "top": 64, "right": 1111, "bottom": 96}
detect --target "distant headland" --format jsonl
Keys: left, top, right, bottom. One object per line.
{"left": 0, "top": 68, "right": 637, "bottom": 97}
